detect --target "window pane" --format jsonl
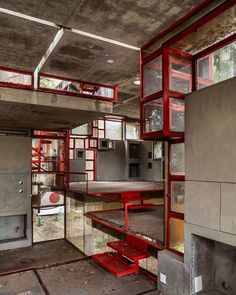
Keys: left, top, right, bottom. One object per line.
{"left": 126, "top": 123, "right": 139, "bottom": 140}
{"left": 106, "top": 121, "right": 122, "bottom": 140}
{"left": 153, "top": 141, "right": 163, "bottom": 159}
{"left": 171, "top": 181, "right": 185, "bottom": 214}
{"left": 143, "top": 55, "right": 162, "bottom": 98}
{"left": 170, "top": 143, "right": 185, "bottom": 176}
{"left": 170, "top": 98, "right": 185, "bottom": 132}
{"left": 169, "top": 54, "right": 192, "bottom": 94}
{"left": 170, "top": 218, "right": 184, "bottom": 253}
{"left": 143, "top": 98, "right": 163, "bottom": 133}
{"left": 0, "top": 69, "right": 32, "bottom": 85}
{"left": 197, "top": 41, "right": 236, "bottom": 89}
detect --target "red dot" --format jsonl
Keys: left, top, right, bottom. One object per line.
{"left": 49, "top": 192, "right": 60, "bottom": 204}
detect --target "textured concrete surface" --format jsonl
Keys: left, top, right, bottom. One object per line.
{"left": 0, "top": 12, "right": 58, "bottom": 71}
{"left": 158, "top": 250, "right": 184, "bottom": 295}
{"left": 185, "top": 77, "right": 236, "bottom": 183}
{"left": 42, "top": 30, "right": 140, "bottom": 85}
{"left": 0, "top": 135, "right": 32, "bottom": 251}
{"left": 185, "top": 181, "right": 221, "bottom": 231}
{"left": 0, "top": 271, "right": 45, "bottom": 295}
{"left": 37, "top": 259, "right": 156, "bottom": 295}
{"left": 87, "top": 206, "right": 164, "bottom": 243}
{"left": 221, "top": 183, "right": 236, "bottom": 235}
{"left": 0, "top": 87, "right": 113, "bottom": 130}
{"left": 0, "top": 0, "right": 204, "bottom": 47}
{"left": 0, "top": 240, "right": 85, "bottom": 275}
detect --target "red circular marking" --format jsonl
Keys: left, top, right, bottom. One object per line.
{"left": 49, "top": 192, "right": 60, "bottom": 204}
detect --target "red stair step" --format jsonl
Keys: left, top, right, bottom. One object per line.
{"left": 92, "top": 252, "right": 136, "bottom": 277}
{"left": 107, "top": 240, "right": 150, "bottom": 261}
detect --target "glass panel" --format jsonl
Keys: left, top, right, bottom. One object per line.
{"left": 89, "top": 139, "right": 97, "bottom": 148}
{"left": 170, "top": 218, "right": 184, "bottom": 253}
{"left": 98, "top": 130, "right": 105, "bottom": 138}
{"left": 143, "top": 55, "right": 162, "bottom": 97}
{"left": 92, "top": 128, "right": 98, "bottom": 138}
{"left": 75, "top": 138, "right": 84, "bottom": 149}
{"left": 86, "top": 161, "right": 94, "bottom": 170}
{"left": 0, "top": 69, "right": 32, "bottom": 85}
{"left": 143, "top": 98, "right": 163, "bottom": 133}
{"left": 66, "top": 196, "right": 84, "bottom": 252}
{"left": 69, "top": 149, "right": 74, "bottom": 159}
{"left": 126, "top": 122, "right": 140, "bottom": 140}
{"left": 170, "top": 98, "right": 185, "bottom": 132}
{"left": 33, "top": 208, "right": 64, "bottom": 242}
{"left": 98, "top": 119, "right": 105, "bottom": 129}
{"left": 39, "top": 76, "right": 114, "bottom": 99}
{"left": 106, "top": 121, "right": 122, "bottom": 140}
{"left": 171, "top": 181, "right": 185, "bottom": 214}
{"left": 86, "top": 150, "right": 94, "bottom": 160}
{"left": 169, "top": 54, "right": 192, "bottom": 94}
{"left": 70, "top": 139, "right": 74, "bottom": 148}
{"left": 87, "top": 171, "right": 94, "bottom": 181}
{"left": 197, "top": 41, "right": 236, "bottom": 89}
{"left": 153, "top": 141, "right": 163, "bottom": 159}
{"left": 170, "top": 143, "right": 185, "bottom": 176}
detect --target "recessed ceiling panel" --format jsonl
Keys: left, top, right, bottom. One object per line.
{"left": 41, "top": 31, "right": 140, "bottom": 85}
{"left": 66, "top": 0, "right": 205, "bottom": 47}
{"left": 0, "top": 0, "right": 77, "bottom": 25}
{"left": 0, "top": 12, "right": 58, "bottom": 71}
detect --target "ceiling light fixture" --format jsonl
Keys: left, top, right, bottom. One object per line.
{"left": 134, "top": 80, "right": 140, "bottom": 85}
{"left": 107, "top": 59, "right": 114, "bottom": 64}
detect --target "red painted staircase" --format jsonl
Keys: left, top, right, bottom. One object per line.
{"left": 92, "top": 236, "right": 150, "bottom": 277}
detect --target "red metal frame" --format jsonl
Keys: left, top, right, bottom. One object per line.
{"left": 141, "top": 0, "right": 213, "bottom": 50}
{"left": 0, "top": 66, "right": 34, "bottom": 90}
{"left": 163, "top": 0, "right": 236, "bottom": 48}
{"left": 140, "top": 47, "right": 191, "bottom": 139}
{"left": 38, "top": 73, "right": 118, "bottom": 103}
{"left": 166, "top": 139, "right": 185, "bottom": 256}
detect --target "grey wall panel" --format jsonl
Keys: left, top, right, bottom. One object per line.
{"left": 140, "top": 141, "right": 163, "bottom": 181}
{"left": 221, "top": 183, "right": 236, "bottom": 235}
{"left": 185, "top": 181, "right": 221, "bottom": 231}
{"left": 185, "top": 77, "right": 236, "bottom": 182}
{"left": 97, "top": 141, "right": 126, "bottom": 181}
{"left": 0, "top": 136, "right": 31, "bottom": 174}
{"left": 0, "top": 174, "right": 30, "bottom": 214}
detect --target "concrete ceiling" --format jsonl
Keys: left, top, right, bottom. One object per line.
{"left": 0, "top": 0, "right": 217, "bottom": 121}
{"left": 0, "top": 12, "right": 58, "bottom": 71}
{"left": 0, "top": 0, "right": 204, "bottom": 47}
{"left": 41, "top": 31, "right": 139, "bottom": 85}
{"left": 173, "top": 5, "right": 236, "bottom": 54}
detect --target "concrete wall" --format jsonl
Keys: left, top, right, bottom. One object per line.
{"left": 184, "top": 77, "right": 236, "bottom": 294}
{"left": 140, "top": 141, "right": 163, "bottom": 181}
{"left": 0, "top": 134, "right": 32, "bottom": 250}
{"left": 97, "top": 141, "right": 127, "bottom": 181}
{"left": 96, "top": 140, "right": 163, "bottom": 182}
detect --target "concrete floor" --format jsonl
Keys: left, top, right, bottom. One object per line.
{"left": 0, "top": 262, "right": 160, "bottom": 295}
{"left": 86, "top": 206, "right": 164, "bottom": 243}
{"left": 0, "top": 239, "right": 85, "bottom": 275}
{"left": 69, "top": 181, "right": 164, "bottom": 194}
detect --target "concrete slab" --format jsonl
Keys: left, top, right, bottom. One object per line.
{"left": 0, "top": 87, "right": 113, "bottom": 130}
{"left": 0, "top": 271, "right": 45, "bottom": 295}
{"left": 87, "top": 206, "right": 164, "bottom": 243}
{"left": 0, "top": 240, "right": 85, "bottom": 275}
{"left": 37, "top": 259, "right": 156, "bottom": 295}
{"left": 41, "top": 30, "right": 139, "bottom": 85}
{"left": 66, "top": 0, "right": 204, "bottom": 47}
{"left": 69, "top": 181, "right": 164, "bottom": 194}
{"left": 0, "top": 12, "right": 58, "bottom": 71}
{"left": 185, "top": 77, "right": 236, "bottom": 182}
{"left": 185, "top": 181, "right": 221, "bottom": 231}
{"left": 158, "top": 250, "right": 184, "bottom": 295}
{"left": 221, "top": 183, "right": 236, "bottom": 235}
